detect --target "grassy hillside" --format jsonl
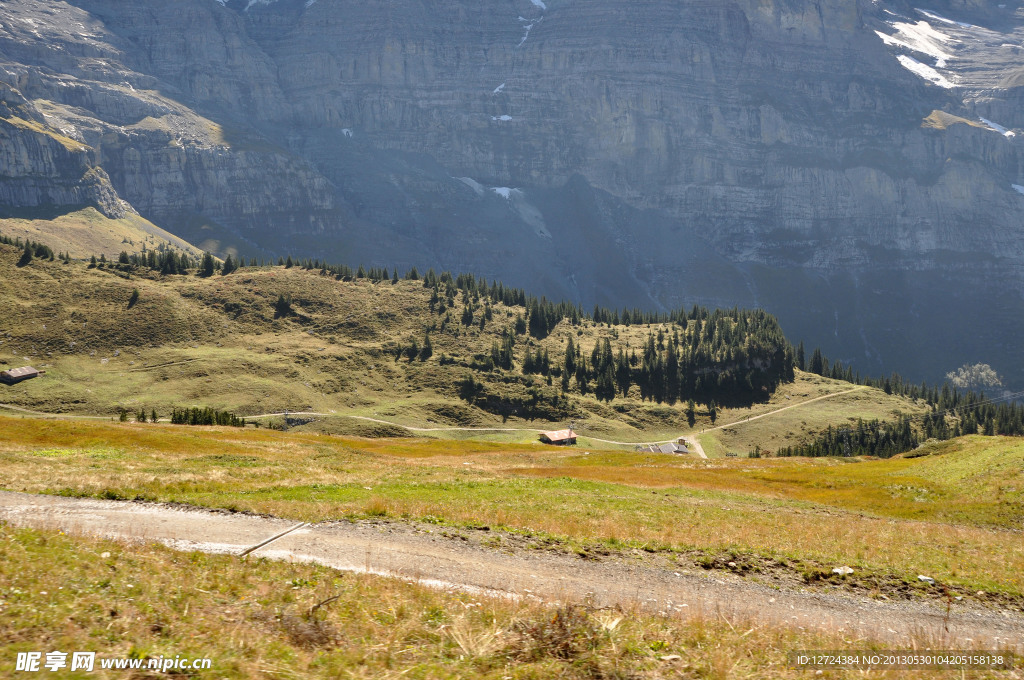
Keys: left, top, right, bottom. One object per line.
{"left": 0, "top": 208, "right": 200, "bottom": 259}
{"left": 1, "top": 416, "right": 1021, "bottom": 599}
{"left": 0, "top": 242, "right": 927, "bottom": 452}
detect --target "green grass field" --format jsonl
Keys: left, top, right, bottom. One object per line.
{"left": 1, "top": 416, "right": 1021, "bottom": 601}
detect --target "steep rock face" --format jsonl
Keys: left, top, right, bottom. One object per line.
{"left": 0, "top": 0, "right": 340, "bottom": 249}
{"left": 0, "top": 81, "right": 123, "bottom": 217}
{"left": 2, "top": 0, "right": 1024, "bottom": 386}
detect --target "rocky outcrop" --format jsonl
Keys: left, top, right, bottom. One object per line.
{"left": 0, "top": 81, "right": 124, "bottom": 217}
{"left": 2, "top": 0, "right": 1024, "bottom": 386}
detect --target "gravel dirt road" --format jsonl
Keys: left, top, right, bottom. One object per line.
{"left": 1, "top": 490, "right": 1020, "bottom": 651}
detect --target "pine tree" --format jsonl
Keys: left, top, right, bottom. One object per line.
{"left": 564, "top": 337, "right": 576, "bottom": 376}
{"left": 809, "top": 347, "right": 824, "bottom": 375}
{"left": 200, "top": 252, "right": 215, "bottom": 277}
{"left": 419, "top": 333, "right": 433, "bottom": 361}
{"left": 221, "top": 254, "right": 236, "bottom": 275}
{"left": 17, "top": 242, "right": 34, "bottom": 267}
{"left": 274, "top": 294, "right": 292, "bottom": 318}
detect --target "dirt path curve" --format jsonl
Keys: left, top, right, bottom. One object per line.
{"left": 0, "top": 403, "right": 111, "bottom": 420}
{"left": 1, "top": 491, "right": 1020, "bottom": 650}
{"left": 686, "top": 387, "right": 865, "bottom": 459}
{"left": 685, "top": 437, "right": 709, "bottom": 459}
{"left": 701, "top": 386, "right": 866, "bottom": 435}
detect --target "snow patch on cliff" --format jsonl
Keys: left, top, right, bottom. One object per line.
{"left": 491, "top": 187, "right": 520, "bottom": 199}
{"left": 980, "top": 118, "right": 1015, "bottom": 138}
{"left": 518, "top": 24, "right": 533, "bottom": 47}
{"left": 530, "top": 0, "right": 547, "bottom": 9}
{"left": 493, "top": 83, "right": 505, "bottom": 94}
{"left": 492, "top": 115, "right": 513, "bottom": 121}
{"left": 1012, "top": 184, "right": 1024, "bottom": 195}
{"left": 896, "top": 55, "right": 954, "bottom": 88}
{"left": 491, "top": 187, "right": 551, "bottom": 238}
{"left": 879, "top": 20, "right": 953, "bottom": 67}
{"left": 455, "top": 177, "right": 485, "bottom": 196}
{"left": 915, "top": 8, "right": 971, "bottom": 29}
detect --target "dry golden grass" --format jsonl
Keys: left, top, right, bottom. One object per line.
{"left": 0, "top": 208, "right": 198, "bottom": 259}
{"left": 1, "top": 415, "right": 1021, "bottom": 598}
{"left": 2, "top": 523, "right": 1009, "bottom": 679}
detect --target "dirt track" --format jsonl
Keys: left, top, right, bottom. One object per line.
{"left": 1, "top": 490, "right": 1020, "bottom": 651}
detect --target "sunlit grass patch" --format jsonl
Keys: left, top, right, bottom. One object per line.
{"left": 1, "top": 415, "right": 1022, "bottom": 598}
{"left": 3, "top": 524, "right": 959, "bottom": 679}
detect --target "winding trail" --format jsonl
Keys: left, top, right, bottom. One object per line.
{"left": 700, "top": 386, "right": 866, "bottom": 434}
{"left": 0, "top": 403, "right": 111, "bottom": 420}
{"left": 1, "top": 490, "right": 1020, "bottom": 651}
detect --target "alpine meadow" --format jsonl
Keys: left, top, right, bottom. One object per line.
{"left": 2, "top": 0, "right": 1024, "bottom": 677}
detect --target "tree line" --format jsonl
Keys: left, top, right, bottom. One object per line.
{"left": 777, "top": 345, "right": 1024, "bottom": 457}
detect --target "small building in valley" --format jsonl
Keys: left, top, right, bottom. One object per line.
{"left": 0, "top": 366, "right": 43, "bottom": 385}
{"left": 540, "top": 428, "right": 577, "bottom": 445}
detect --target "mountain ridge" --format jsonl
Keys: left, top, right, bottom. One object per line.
{"left": 1, "top": 0, "right": 1023, "bottom": 386}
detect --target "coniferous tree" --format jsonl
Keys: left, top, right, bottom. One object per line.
{"left": 17, "top": 242, "right": 33, "bottom": 267}
{"left": 419, "top": 333, "right": 433, "bottom": 361}
{"left": 200, "top": 252, "right": 215, "bottom": 277}
{"left": 274, "top": 294, "right": 292, "bottom": 318}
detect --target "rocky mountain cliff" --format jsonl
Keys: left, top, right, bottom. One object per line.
{"left": 1, "top": 0, "right": 1023, "bottom": 387}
